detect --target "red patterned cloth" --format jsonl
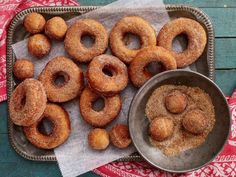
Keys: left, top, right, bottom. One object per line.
{"left": 94, "top": 94, "right": 236, "bottom": 177}
{"left": 1, "top": 1, "right": 235, "bottom": 176}
{"left": 0, "top": 0, "right": 78, "bottom": 102}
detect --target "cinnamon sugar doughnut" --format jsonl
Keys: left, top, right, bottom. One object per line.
{"left": 87, "top": 54, "right": 128, "bottom": 96}
{"left": 110, "top": 124, "right": 131, "bottom": 148}
{"left": 129, "top": 46, "right": 177, "bottom": 87}
{"left": 23, "top": 12, "right": 46, "bottom": 34}
{"left": 64, "top": 19, "right": 108, "bottom": 62}
{"left": 9, "top": 79, "right": 47, "bottom": 126}
{"left": 38, "top": 56, "right": 84, "bottom": 102}
{"left": 157, "top": 18, "right": 207, "bottom": 67}
{"left": 79, "top": 87, "right": 121, "bottom": 127}
{"left": 24, "top": 103, "right": 71, "bottom": 149}
{"left": 110, "top": 16, "right": 156, "bottom": 64}
{"left": 13, "top": 59, "right": 34, "bottom": 80}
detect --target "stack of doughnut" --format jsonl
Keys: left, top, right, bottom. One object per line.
{"left": 9, "top": 78, "right": 71, "bottom": 149}
{"left": 10, "top": 13, "right": 72, "bottom": 149}
{"left": 10, "top": 12, "right": 207, "bottom": 151}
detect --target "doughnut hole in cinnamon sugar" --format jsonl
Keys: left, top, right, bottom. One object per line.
{"left": 149, "top": 116, "right": 174, "bottom": 141}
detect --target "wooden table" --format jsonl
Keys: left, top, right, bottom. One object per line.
{"left": 1, "top": 0, "right": 235, "bottom": 176}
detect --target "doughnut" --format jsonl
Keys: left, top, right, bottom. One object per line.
{"left": 64, "top": 19, "right": 108, "bottom": 62}
{"left": 87, "top": 54, "right": 128, "bottom": 96}
{"left": 23, "top": 103, "right": 71, "bottom": 149}
{"left": 129, "top": 46, "right": 177, "bottom": 87}
{"left": 110, "top": 124, "right": 131, "bottom": 149}
{"left": 79, "top": 87, "right": 121, "bottom": 127}
{"left": 13, "top": 59, "right": 34, "bottom": 80}
{"left": 149, "top": 116, "right": 174, "bottom": 141}
{"left": 110, "top": 16, "right": 156, "bottom": 64}
{"left": 23, "top": 12, "right": 46, "bottom": 34}
{"left": 88, "top": 128, "right": 109, "bottom": 150}
{"left": 28, "top": 34, "right": 51, "bottom": 58}
{"left": 45, "top": 16, "right": 67, "bottom": 40}
{"left": 157, "top": 18, "right": 207, "bottom": 67}
{"left": 38, "top": 56, "right": 84, "bottom": 102}
{"left": 9, "top": 79, "right": 47, "bottom": 126}
{"left": 182, "top": 109, "right": 207, "bottom": 134}
{"left": 165, "top": 90, "right": 187, "bottom": 114}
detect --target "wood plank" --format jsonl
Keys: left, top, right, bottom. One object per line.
{"left": 164, "top": 0, "right": 236, "bottom": 8}
{"left": 0, "top": 162, "right": 61, "bottom": 177}
{"left": 79, "top": 0, "right": 115, "bottom": 6}
{"left": 79, "top": 0, "right": 236, "bottom": 7}
{"left": 79, "top": 1, "right": 236, "bottom": 37}
{"left": 0, "top": 101, "right": 7, "bottom": 134}
{"left": 216, "top": 69, "right": 236, "bottom": 96}
{"left": 0, "top": 162, "right": 98, "bottom": 177}
{"left": 0, "top": 134, "right": 98, "bottom": 177}
{"left": 0, "top": 134, "right": 60, "bottom": 176}
{"left": 215, "top": 38, "right": 236, "bottom": 69}
{"left": 202, "top": 8, "right": 236, "bottom": 37}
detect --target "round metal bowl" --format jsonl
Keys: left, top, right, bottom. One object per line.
{"left": 128, "top": 70, "right": 231, "bottom": 173}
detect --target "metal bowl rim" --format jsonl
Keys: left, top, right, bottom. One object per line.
{"left": 128, "top": 69, "right": 231, "bottom": 173}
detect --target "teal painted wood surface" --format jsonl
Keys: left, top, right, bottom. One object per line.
{"left": 80, "top": 1, "right": 236, "bottom": 37}
{"left": 164, "top": 0, "right": 236, "bottom": 7}
{"left": 80, "top": 0, "right": 236, "bottom": 7}
{"left": 0, "top": 102, "right": 7, "bottom": 134}
{"left": 215, "top": 39, "right": 236, "bottom": 69}
{"left": 1, "top": 0, "right": 236, "bottom": 177}
{"left": 0, "top": 132, "right": 97, "bottom": 177}
{"left": 202, "top": 8, "right": 236, "bottom": 37}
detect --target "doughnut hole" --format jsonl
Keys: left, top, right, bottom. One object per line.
{"left": 144, "top": 61, "right": 165, "bottom": 75}
{"left": 92, "top": 97, "right": 105, "bottom": 112}
{"left": 182, "top": 109, "right": 207, "bottom": 135}
{"left": 37, "top": 117, "right": 54, "bottom": 135}
{"left": 45, "top": 16, "right": 67, "bottom": 40}
{"left": 172, "top": 33, "right": 188, "bottom": 53}
{"left": 53, "top": 71, "right": 70, "bottom": 87}
{"left": 23, "top": 12, "right": 46, "bottom": 34}
{"left": 27, "top": 34, "right": 51, "bottom": 58}
{"left": 13, "top": 59, "right": 34, "bottom": 80}
{"left": 102, "top": 65, "right": 117, "bottom": 77}
{"left": 110, "top": 124, "right": 131, "bottom": 148}
{"left": 149, "top": 116, "right": 174, "bottom": 141}
{"left": 88, "top": 128, "right": 110, "bottom": 150}
{"left": 123, "top": 32, "right": 141, "bottom": 50}
{"left": 165, "top": 90, "right": 187, "bottom": 114}
{"left": 81, "top": 33, "right": 95, "bottom": 48}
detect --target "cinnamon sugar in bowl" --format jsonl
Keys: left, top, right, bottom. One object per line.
{"left": 129, "top": 70, "right": 230, "bottom": 173}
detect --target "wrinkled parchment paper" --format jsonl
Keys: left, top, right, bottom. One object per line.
{"left": 12, "top": 0, "right": 193, "bottom": 176}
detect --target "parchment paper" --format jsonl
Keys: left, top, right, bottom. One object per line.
{"left": 11, "top": 0, "right": 193, "bottom": 176}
